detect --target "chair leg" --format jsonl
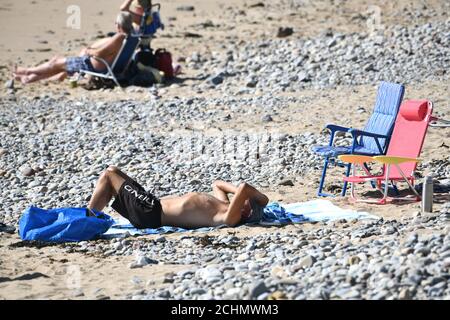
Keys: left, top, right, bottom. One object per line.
{"left": 341, "top": 162, "right": 352, "bottom": 196}
{"left": 395, "top": 164, "right": 421, "bottom": 200}
{"left": 392, "top": 182, "right": 400, "bottom": 196}
{"left": 362, "top": 162, "right": 376, "bottom": 189}
{"left": 109, "top": 73, "right": 122, "bottom": 90}
{"left": 380, "top": 165, "right": 391, "bottom": 204}
{"left": 318, "top": 157, "right": 334, "bottom": 197}
{"left": 349, "top": 165, "right": 357, "bottom": 202}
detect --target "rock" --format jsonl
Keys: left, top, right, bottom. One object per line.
{"left": 249, "top": 2, "right": 265, "bottom": 8}
{"left": 268, "top": 291, "right": 288, "bottom": 300}
{"left": 72, "top": 289, "right": 85, "bottom": 297}
{"left": 129, "top": 256, "right": 158, "bottom": 269}
{"left": 21, "top": 166, "right": 36, "bottom": 177}
{"left": 4, "top": 80, "right": 14, "bottom": 89}
{"left": 208, "top": 75, "right": 224, "bottom": 85}
{"left": 184, "top": 32, "right": 202, "bottom": 38}
{"left": 398, "top": 288, "right": 411, "bottom": 300}
{"left": 335, "top": 288, "right": 361, "bottom": 299}
{"left": 0, "top": 223, "right": 15, "bottom": 234}
{"left": 177, "top": 5, "right": 195, "bottom": 11}
{"left": 190, "top": 288, "right": 207, "bottom": 295}
{"left": 347, "top": 255, "right": 361, "bottom": 265}
{"left": 155, "top": 236, "right": 167, "bottom": 243}
{"left": 298, "top": 72, "right": 310, "bottom": 82}
{"left": 298, "top": 255, "right": 316, "bottom": 268}
{"left": 363, "top": 63, "right": 375, "bottom": 72}
{"left": 278, "top": 179, "right": 294, "bottom": 186}
{"left": 236, "top": 253, "right": 249, "bottom": 261}
{"left": 271, "top": 266, "right": 288, "bottom": 278}
{"left": 277, "top": 27, "right": 293, "bottom": 38}
{"left": 384, "top": 226, "right": 396, "bottom": 235}
{"left": 327, "top": 38, "right": 337, "bottom": 47}
{"left": 246, "top": 79, "right": 258, "bottom": 88}
{"left": 261, "top": 115, "right": 273, "bottom": 122}
{"left": 196, "top": 266, "right": 222, "bottom": 281}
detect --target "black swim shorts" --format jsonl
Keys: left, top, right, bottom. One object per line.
{"left": 111, "top": 177, "right": 162, "bottom": 229}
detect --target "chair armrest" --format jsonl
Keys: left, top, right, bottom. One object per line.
{"left": 88, "top": 56, "right": 114, "bottom": 75}
{"left": 338, "top": 155, "right": 375, "bottom": 164}
{"left": 372, "top": 156, "right": 421, "bottom": 165}
{"left": 348, "top": 129, "right": 389, "bottom": 139}
{"left": 325, "top": 124, "right": 351, "bottom": 133}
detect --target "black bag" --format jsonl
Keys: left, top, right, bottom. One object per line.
{"left": 134, "top": 49, "right": 156, "bottom": 67}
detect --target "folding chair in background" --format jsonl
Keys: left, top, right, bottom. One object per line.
{"left": 338, "top": 100, "right": 436, "bottom": 204}
{"left": 138, "top": 3, "right": 164, "bottom": 49}
{"left": 79, "top": 35, "right": 141, "bottom": 88}
{"left": 312, "top": 81, "right": 405, "bottom": 197}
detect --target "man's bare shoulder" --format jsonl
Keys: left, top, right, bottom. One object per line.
{"left": 111, "top": 33, "right": 127, "bottom": 43}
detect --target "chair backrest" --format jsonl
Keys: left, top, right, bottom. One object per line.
{"left": 111, "top": 35, "right": 140, "bottom": 75}
{"left": 360, "top": 81, "right": 405, "bottom": 153}
{"left": 139, "top": 5, "right": 164, "bottom": 37}
{"left": 386, "top": 100, "right": 433, "bottom": 179}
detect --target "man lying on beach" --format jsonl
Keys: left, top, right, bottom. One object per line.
{"left": 87, "top": 166, "right": 269, "bottom": 229}
{"left": 13, "top": 12, "right": 133, "bottom": 84}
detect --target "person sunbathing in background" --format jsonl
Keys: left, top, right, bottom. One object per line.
{"left": 120, "top": 0, "right": 152, "bottom": 27}
{"left": 13, "top": 12, "right": 133, "bottom": 84}
{"left": 87, "top": 166, "right": 269, "bottom": 229}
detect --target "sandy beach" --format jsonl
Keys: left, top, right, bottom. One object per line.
{"left": 0, "top": 0, "right": 449, "bottom": 300}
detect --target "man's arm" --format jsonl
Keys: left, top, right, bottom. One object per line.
{"left": 243, "top": 183, "right": 269, "bottom": 207}
{"left": 212, "top": 180, "right": 238, "bottom": 203}
{"left": 222, "top": 183, "right": 269, "bottom": 226}
{"left": 120, "top": 0, "right": 143, "bottom": 25}
{"left": 120, "top": 0, "right": 134, "bottom": 11}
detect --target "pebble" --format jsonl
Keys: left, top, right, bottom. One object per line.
{"left": 298, "top": 255, "right": 316, "bottom": 268}
{"left": 20, "top": 166, "right": 35, "bottom": 177}
{"left": 129, "top": 255, "right": 158, "bottom": 269}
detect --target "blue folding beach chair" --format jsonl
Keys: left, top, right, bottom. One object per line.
{"left": 312, "top": 81, "right": 405, "bottom": 197}
{"left": 79, "top": 35, "right": 141, "bottom": 88}
{"left": 137, "top": 3, "right": 164, "bottom": 49}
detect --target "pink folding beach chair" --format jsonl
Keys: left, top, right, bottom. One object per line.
{"left": 338, "top": 100, "right": 436, "bottom": 204}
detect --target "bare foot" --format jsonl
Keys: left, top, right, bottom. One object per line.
{"left": 13, "top": 73, "right": 31, "bottom": 85}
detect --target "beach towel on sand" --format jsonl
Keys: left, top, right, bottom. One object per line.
{"left": 103, "top": 200, "right": 379, "bottom": 238}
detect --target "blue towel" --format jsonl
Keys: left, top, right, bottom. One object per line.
{"left": 102, "top": 221, "right": 219, "bottom": 238}
{"left": 262, "top": 203, "right": 310, "bottom": 224}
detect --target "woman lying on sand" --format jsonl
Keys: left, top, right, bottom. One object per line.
{"left": 13, "top": 12, "right": 133, "bottom": 84}
{"left": 87, "top": 166, "right": 269, "bottom": 229}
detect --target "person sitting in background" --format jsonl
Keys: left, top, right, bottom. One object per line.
{"left": 87, "top": 166, "right": 269, "bottom": 229}
{"left": 13, "top": 12, "right": 133, "bottom": 84}
{"left": 120, "top": 0, "right": 152, "bottom": 28}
